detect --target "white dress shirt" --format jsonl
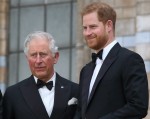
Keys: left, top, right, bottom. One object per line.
{"left": 89, "top": 58, "right": 103, "bottom": 97}
{"left": 34, "top": 72, "right": 56, "bottom": 117}
{"left": 88, "top": 40, "right": 117, "bottom": 98}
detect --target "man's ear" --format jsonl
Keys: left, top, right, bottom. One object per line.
{"left": 106, "top": 20, "right": 113, "bottom": 33}
{"left": 54, "top": 52, "right": 59, "bottom": 64}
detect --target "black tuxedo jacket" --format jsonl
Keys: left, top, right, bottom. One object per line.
{"left": 3, "top": 73, "right": 79, "bottom": 119}
{"left": 75, "top": 43, "right": 148, "bottom": 119}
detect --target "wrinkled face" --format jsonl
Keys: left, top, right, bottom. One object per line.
{"left": 83, "top": 12, "right": 109, "bottom": 52}
{"left": 26, "top": 37, "right": 59, "bottom": 82}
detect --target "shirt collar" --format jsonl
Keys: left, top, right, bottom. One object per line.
{"left": 102, "top": 40, "right": 117, "bottom": 60}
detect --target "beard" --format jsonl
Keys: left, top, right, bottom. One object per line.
{"left": 85, "top": 33, "right": 108, "bottom": 51}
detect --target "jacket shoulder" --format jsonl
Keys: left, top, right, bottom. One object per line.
{"left": 4, "top": 77, "right": 31, "bottom": 94}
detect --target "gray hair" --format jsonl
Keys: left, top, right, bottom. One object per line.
{"left": 24, "top": 31, "right": 58, "bottom": 55}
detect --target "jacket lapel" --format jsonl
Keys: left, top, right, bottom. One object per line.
{"left": 81, "top": 63, "right": 95, "bottom": 117}
{"left": 19, "top": 75, "right": 49, "bottom": 119}
{"left": 50, "top": 74, "right": 70, "bottom": 119}
{"left": 88, "top": 43, "right": 121, "bottom": 105}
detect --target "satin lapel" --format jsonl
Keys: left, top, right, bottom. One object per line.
{"left": 19, "top": 76, "right": 49, "bottom": 119}
{"left": 81, "top": 63, "right": 95, "bottom": 116}
{"left": 88, "top": 43, "right": 121, "bottom": 105}
{"left": 50, "top": 74, "right": 70, "bottom": 119}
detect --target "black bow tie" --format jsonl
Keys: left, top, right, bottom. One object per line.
{"left": 37, "top": 79, "right": 53, "bottom": 90}
{"left": 92, "top": 49, "right": 103, "bottom": 63}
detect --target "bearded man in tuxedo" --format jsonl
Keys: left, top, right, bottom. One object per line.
{"left": 74, "top": 2, "right": 148, "bottom": 119}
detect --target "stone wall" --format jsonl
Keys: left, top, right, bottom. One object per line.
{"left": 0, "top": 0, "right": 150, "bottom": 117}
{"left": 0, "top": 0, "right": 9, "bottom": 94}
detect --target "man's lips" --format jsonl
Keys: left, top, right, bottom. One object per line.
{"left": 86, "top": 37, "right": 96, "bottom": 42}
{"left": 35, "top": 67, "right": 45, "bottom": 71}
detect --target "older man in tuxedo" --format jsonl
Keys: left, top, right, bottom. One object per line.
{"left": 3, "top": 31, "right": 78, "bottom": 119}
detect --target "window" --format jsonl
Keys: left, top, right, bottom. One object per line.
{"left": 8, "top": 0, "right": 77, "bottom": 86}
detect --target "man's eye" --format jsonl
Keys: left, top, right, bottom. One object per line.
{"left": 90, "top": 26, "right": 97, "bottom": 29}
{"left": 83, "top": 26, "right": 87, "bottom": 30}
{"left": 30, "top": 54, "right": 37, "bottom": 58}
{"left": 40, "top": 53, "right": 47, "bottom": 58}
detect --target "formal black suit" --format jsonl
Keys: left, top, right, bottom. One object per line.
{"left": 3, "top": 73, "right": 79, "bottom": 119}
{"left": 75, "top": 43, "right": 148, "bottom": 119}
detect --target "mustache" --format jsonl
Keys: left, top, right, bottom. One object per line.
{"left": 85, "top": 34, "right": 96, "bottom": 39}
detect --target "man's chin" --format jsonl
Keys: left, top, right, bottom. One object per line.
{"left": 88, "top": 44, "right": 97, "bottom": 50}
{"left": 35, "top": 73, "right": 46, "bottom": 78}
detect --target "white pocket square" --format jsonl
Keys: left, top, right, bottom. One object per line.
{"left": 68, "top": 97, "right": 78, "bottom": 106}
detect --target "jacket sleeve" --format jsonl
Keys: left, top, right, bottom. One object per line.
{"left": 2, "top": 88, "right": 14, "bottom": 119}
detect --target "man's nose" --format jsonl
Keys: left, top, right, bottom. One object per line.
{"left": 84, "top": 28, "right": 92, "bottom": 36}
{"left": 35, "top": 55, "right": 42, "bottom": 63}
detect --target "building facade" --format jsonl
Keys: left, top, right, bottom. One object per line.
{"left": 0, "top": 0, "right": 150, "bottom": 118}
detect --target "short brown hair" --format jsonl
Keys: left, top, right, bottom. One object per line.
{"left": 81, "top": 2, "right": 116, "bottom": 30}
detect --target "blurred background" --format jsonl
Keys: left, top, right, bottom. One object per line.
{"left": 0, "top": 0, "right": 150, "bottom": 118}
